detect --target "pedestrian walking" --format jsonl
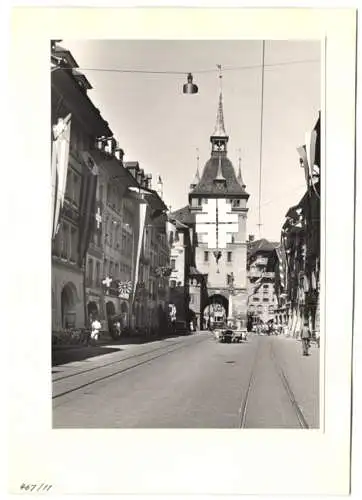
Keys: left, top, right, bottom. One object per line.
{"left": 301, "top": 321, "right": 311, "bottom": 356}
{"left": 91, "top": 317, "right": 102, "bottom": 344}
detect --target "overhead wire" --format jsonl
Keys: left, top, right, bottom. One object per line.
{"left": 257, "top": 40, "right": 265, "bottom": 239}
{"left": 51, "top": 58, "right": 320, "bottom": 75}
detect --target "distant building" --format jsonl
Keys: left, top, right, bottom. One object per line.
{"left": 167, "top": 214, "right": 207, "bottom": 328}
{"left": 246, "top": 238, "right": 279, "bottom": 325}
{"left": 125, "top": 164, "right": 170, "bottom": 332}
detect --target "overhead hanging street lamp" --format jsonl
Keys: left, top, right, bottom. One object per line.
{"left": 183, "top": 73, "right": 198, "bottom": 94}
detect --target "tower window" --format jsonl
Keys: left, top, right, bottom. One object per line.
{"left": 204, "top": 251, "right": 209, "bottom": 262}
{"left": 227, "top": 251, "right": 232, "bottom": 262}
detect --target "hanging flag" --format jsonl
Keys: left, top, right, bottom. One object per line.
{"left": 132, "top": 202, "right": 147, "bottom": 302}
{"left": 297, "top": 145, "right": 310, "bottom": 186}
{"left": 118, "top": 280, "right": 132, "bottom": 300}
{"left": 51, "top": 113, "right": 71, "bottom": 239}
{"left": 305, "top": 129, "right": 317, "bottom": 182}
{"left": 78, "top": 152, "right": 99, "bottom": 266}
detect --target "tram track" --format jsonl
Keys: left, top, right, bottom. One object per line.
{"left": 239, "top": 336, "right": 309, "bottom": 428}
{"left": 53, "top": 335, "right": 209, "bottom": 401}
{"left": 53, "top": 337, "right": 190, "bottom": 382}
{"left": 270, "top": 341, "right": 309, "bottom": 428}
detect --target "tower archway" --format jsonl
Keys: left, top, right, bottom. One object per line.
{"left": 203, "top": 293, "right": 229, "bottom": 328}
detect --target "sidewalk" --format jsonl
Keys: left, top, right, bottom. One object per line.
{"left": 52, "top": 331, "right": 177, "bottom": 351}
{"left": 272, "top": 335, "right": 320, "bottom": 428}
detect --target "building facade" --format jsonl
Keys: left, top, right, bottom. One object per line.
{"left": 83, "top": 144, "right": 141, "bottom": 332}
{"left": 51, "top": 43, "right": 113, "bottom": 331}
{"left": 52, "top": 42, "right": 171, "bottom": 338}
{"left": 279, "top": 113, "right": 321, "bottom": 339}
{"left": 246, "top": 238, "right": 279, "bottom": 326}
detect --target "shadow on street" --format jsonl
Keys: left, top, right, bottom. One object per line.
{"left": 52, "top": 346, "right": 124, "bottom": 366}
{"left": 51, "top": 332, "right": 194, "bottom": 367}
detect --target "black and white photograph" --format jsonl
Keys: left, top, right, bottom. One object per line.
{"left": 51, "top": 38, "right": 321, "bottom": 430}
{"left": 8, "top": 6, "right": 357, "bottom": 497}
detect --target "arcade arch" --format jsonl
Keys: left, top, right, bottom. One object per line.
{"left": 61, "top": 282, "right": 78, "bottom": 328}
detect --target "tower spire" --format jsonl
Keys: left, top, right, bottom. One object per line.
{"left": 190, "top": 148, "right": 201, "bottom": 190}
{"left": 213, "top": 93, "right": 227, "bottom": 137}
{"left": 237, "top": 149, "right": 246, "bottom": 189}
{"left": 210, "top": 66, "right": 229, "bottom": 154}
{"left": 212, "top": 65, "right": 227, "bottom": 137}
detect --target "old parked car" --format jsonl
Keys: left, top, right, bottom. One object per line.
{"left": 218, "top": 328, "right": 234, "bottom": 343}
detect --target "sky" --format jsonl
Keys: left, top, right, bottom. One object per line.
{"left": 62, "top": 39, "right": 320, "bottom": 241}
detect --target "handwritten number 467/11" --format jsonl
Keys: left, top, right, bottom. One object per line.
{"left": 20, "top": 483, "right": 52, "bottom": 492}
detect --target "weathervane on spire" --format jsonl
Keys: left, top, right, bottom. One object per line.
{"left": 217, "top": 64, "right": 223, "bottom": 92}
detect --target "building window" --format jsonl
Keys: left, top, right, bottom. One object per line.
{"left": 53, "top": 223, "right": 62, "bottom": 257}
{"left": 227, "top": 251, "right": 232, "bottom": 262}
{"left": 65, "top": 171, "right": 73, "bottom": 201}
{"left": 73, "top": 172, "right": 80, "bottom": 205}
{"left": 232, "top": 199, "right": 241, "bottom": 207}
{"left": 263, "top": 298, "right": 269, "bottom": 302}
{"left": 263, "top": 284, "right": 269, "bottom": 289}
{"left": 99, "top": 184, "right": 104, "bottom": 203}
{"left": 253, "top": 297, "right": 259, "bottom": 302}
{"left": 170, "top": 280, "right": 176, "bottom": 288}
{"left": 87, "top": 258, "right": 93, "bottom": 287}
{"left": 95, "top": 261, "right": 100, "bottom": 286}
{"left": 61, "top": 223, "right": 68, "bottom": 259}
{"left": 70, "top": 226, "right": 77, "bottom": 262}
{"left": 204, "top": 251, "right": 209, "bottom": 262}
{"left": 171, "top": 259, "right": 176, "bottom": 270}
{"left": 198, "top": 198, "right": 202, "bottom": 206}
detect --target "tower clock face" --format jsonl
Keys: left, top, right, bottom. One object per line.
{"left": 196, "top": 198, "right": 238, "bottom": 249}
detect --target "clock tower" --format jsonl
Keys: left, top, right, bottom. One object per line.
{"left": 189, "top": 91, "right": 250, "bottom": 326}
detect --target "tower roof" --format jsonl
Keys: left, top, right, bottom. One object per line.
{"left": 190, "top": 156, "right": 249, "bottom": 197}
{"left": 212, "top": 92, "right": 227, "bottom": 137}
